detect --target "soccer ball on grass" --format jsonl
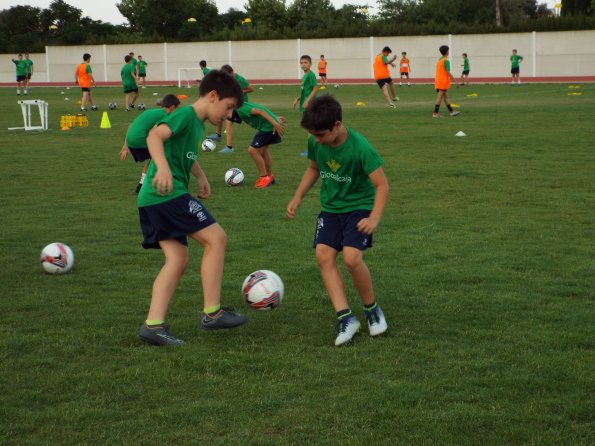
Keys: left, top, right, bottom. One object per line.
{"left": 224, "top": 167, "right": 244, "bottom": 186}
{"left": 201, "top": 138, "right": 216, "bottom": 152}
{"left": 242, "top": 270, "right": 284, "bottom": 310}
{"left": 40, "top": 242, "right": 74, "bottom": 274}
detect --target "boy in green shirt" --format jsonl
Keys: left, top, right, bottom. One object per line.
{"left": 207, "top": 64, "right": 254, "bottom": 153}
{"left": 510, "top": 49, "right": 524, "bottom": 86}
{"left": 287, "top": 95, "right": 389, "bottom": 346}
{"left": 460, "top": 53, "right": 470, "bottom": 86}
{"left": 24, "top": 53, "right": 34, "bottom": 94}
{"left": 120, "top": 94, "right": 181, "bottom": 193}
{"left": 121, "top": 55, "right": 139, "bottom": 111}
{"left": 293, "top": 54, "right": 319, "bottom": 156}
{"left": 137, "top": 70, "right": 246, "bottom": 346}
{"left": 11, "top": 53, "right": 27, "bottom": 96}
{"left": 232, "top": 100, "right": 285, "bottom": 188}
{"left": 137, "top": 55, "right": 147, "bottom": 87}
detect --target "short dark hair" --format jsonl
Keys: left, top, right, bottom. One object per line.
{"left": 199, "top": 69, "right": 244, "bottom": 107}
{"left": 382, "top": 46, "right": 392, "bottom": 53}
{"left": 462, "top": 53, "right": 468, "bottom": 57}
{"left": 439, "top": 45, "right": 449, "bottom": 56}
{"left": 157, "top": 94, "right": 180, "bottom": 108}
{"left": 300, "top": 95, "right": 342, "bottom": 132}
{"left": 300, "top": 55, "right": 312, "bottom": 63}
{"left": 83, "top": 53, "right": 91, "bottom": 61}
{"left": 199, "top": 60, "right": 207, "bottom": 68}
{"left": 129, "top": 52, "right": 134, "bottom": 56}
{"left": 220, "top": 64, "right": 234, "bottom": 75}
{"left": 124, "top": 55, "right": 132, "bottom": 63}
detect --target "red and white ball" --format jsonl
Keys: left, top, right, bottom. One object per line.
{"left": 201, "top": 138, "right": 216, "bottom": 152}
{"left": 225, "top": 167, "right": 244, "bottom": 186}
{"left": 40, "top": 242, "right": 74, "bottom": 274}
{"left": 242, "top": 270, "right": 284, "bottom": 311}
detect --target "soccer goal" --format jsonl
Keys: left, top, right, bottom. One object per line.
{"left": 177, "top": 67, "right": 204, "bottom": 88}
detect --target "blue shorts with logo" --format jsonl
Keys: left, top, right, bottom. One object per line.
{"left": 313, "top": 210, "right": 373, "bottom": 251}
{"left": 251, "top": 130, "right": 281, "bottom": 149}
{"left": 129, "top": 146, "right": 150, "bottom": 162}
{"left": 139, "top": 193, "right": 216, "bottom": 249}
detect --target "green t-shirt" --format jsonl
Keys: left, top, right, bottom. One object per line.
{"left": 125, "top": 108, "right": 167, "bottom": 149}
{"left": 137, "top": 106, "right": 204, "bottom": 207}
{"left": 300, "top": 70, "right": 318, "bottom": 112}
{"left": 138, "top": 60, "right": 147, "bottom": 74}
{"left": 13, "top": 59, "right": 27, "bottom": 76}
{"left": 307, "top": 127, "right": 384, "bottom": 213}
{"left": 202, "top": 67, "right": 211, "bottom": 75}
{"left": 462, "top": 57, "right": 469, "bottom": 71}
{"left": 444, "top": 59, "right": 451, "bottom": 73}
{"left": 237, "top": 101, "right": 279, "bottom": 132}
{"left": 510, "top": 54, "right": 523, "bottom": 69}
{"left": 235, "top": 73, "right": 250, "bottom": 101}
{"left": 24, "top": 59, "right": 33, "bottom": 74}
{"left": 121, "top": 63, "right": 137, "bottom": 90}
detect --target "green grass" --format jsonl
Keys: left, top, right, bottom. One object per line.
{"left": 1, "top": 82, "right": 593, "bottom": 445}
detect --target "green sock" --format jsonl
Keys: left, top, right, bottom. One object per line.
{"left": 364, "top": 302, "right": 377, "bottom": 312}
{"left": 204, "top": 304, "right": 221, "bottom": 315}
{"left": 146, "top": 319, "right": 164, "bottom": 326}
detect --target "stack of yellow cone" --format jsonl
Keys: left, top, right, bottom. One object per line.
{"left": 100, "top": 112, "right": 111, "bottom": 129}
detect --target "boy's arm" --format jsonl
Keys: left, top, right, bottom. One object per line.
{"left": 286, "top": 161, "right": 320, "bottom": 219}
{"left": 191, "top": 160, "right": 211, "bottom": 199}
{"left": 356, "top": 166, "right": 389, "bottom": 235}
{"left": 244, "top": 82, "right": 254, "bottom": 95}
{"left": 302, "top": 85, "right": 319, "bottom": 110}
{"left": 147, "top": 124, "right": 173, "bottom": 195}
{"left": 251, "top": 108, "right": 285, "bottom": 136}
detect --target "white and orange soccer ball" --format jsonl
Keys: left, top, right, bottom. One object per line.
{"left": 40, "top": 242, "right": 74, "bottom": 274}
{"left": 242, "top": 270, "right": 284, "bottom": 311}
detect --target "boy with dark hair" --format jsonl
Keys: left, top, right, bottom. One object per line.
{"left": 433, "top": 45, "right": 459, "bottom": 118}
{"left": 232, "top": 100, "right": 285, "bottom": 188}
{"left": 75, "top": 53, "right": 97, "bottom": 111}
{"left": 510, "top": 49, "right": 523, "bottom": 86}
{"left": 318, "top": 55, "right": 328, "bottom": 87}
{"left": 121, "top": 55, "right": 139, "bottom": 111}
{"left": 137, "top": 70, "right": 247, "bottom": 346}
{"left": 207, "top": 64, "right": 254, "bottom": 153}
{"left": 460, "top": 53, "right": 470, "bottom": 86}
{"left": 293, "top": 54, "right": 319, "bottom": 156}
{"left": 137, "top": 55, "right": 148, "bottom": 87}
{"left": 399, "top": 51, "right": 411, "bottom": 86}
{"left": 24, "top": 53, "right": 34, "bottom": 94}
{"left": 373, "top": 46, "right": 398, "bottom": 107}
{"left": 120, "top": 94, "right": 181, "bottom": 193}
{"left": 287, "top": 95, "right": 389, "bottom": 346}
{"left": 11, "top": 53, "right": 27, "bottom": 96}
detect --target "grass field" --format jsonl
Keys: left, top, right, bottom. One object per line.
{"left": 1, "top": 82, "right": 593, "bottom": 445}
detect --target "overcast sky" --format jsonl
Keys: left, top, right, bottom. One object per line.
{"left": 3, "top": 0, "right": 559, "bottom": 25}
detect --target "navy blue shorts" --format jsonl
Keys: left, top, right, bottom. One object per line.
{"left": 139, "top": 193, "right": 216, "bottom": 249}
{"left": 376, "top": 78, "right": 393, "bottom": 89}
{"left": 313, "top": 210, "right": 373, "bottom": 252}
{"left": 16, "top": 75, "right": 26, "bottom": 82}
{"left": 129, "top": 146, "right": 150, "bottom": 162}
{"left": 462, "top": 70, "right": 470, "bottom": 75}
{"left": 511, "top": 67, "right": 520, "bottom": 75}
{"left": 124, "top": 87, "right": 139, "bottom": 93}
{"left": 251, "top": 130, "right": 281, "bottom": 149}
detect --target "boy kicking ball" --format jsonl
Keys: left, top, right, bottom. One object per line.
{"left": 137, "top": 70, "right": 247, "bottom": 346}
{"left": 287, "top": 95, "right": 389, "bottom": 346}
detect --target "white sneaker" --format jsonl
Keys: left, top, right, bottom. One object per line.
{"left": 365, "top": 304, "right": 388, "bottom": 337}
{"left": 335, "top": 314, "right": 361, "bottom": 346}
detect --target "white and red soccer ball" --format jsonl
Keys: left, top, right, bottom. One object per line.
{"left": 40, "top": 242, "right": 74, "bottom": 274}
{"left": 225, "top": 167, "right": 244, "bottom": 186}
{"left": 242, "top": 270, "right": 284, "bottom": 311}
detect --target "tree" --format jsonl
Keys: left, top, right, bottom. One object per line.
{"left": 245, "top": 0, "right": 287, "bottom": 31}
{"left": 562, "top": 0, "right": 594, "bottom": 15}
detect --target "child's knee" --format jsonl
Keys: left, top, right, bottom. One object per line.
{"left": 342, "top": 251, "right": 364, "bottom": 272}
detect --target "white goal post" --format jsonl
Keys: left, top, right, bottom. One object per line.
{"left": 177, "top": 67, "right": 204, "bottom": 88}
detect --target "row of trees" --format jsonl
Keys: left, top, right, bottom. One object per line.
{"left": 1, "top": 0, "right": 593, "bottom": 54}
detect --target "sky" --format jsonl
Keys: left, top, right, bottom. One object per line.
{"left": 3, "top": 0, "right": 559, "bottom": 25}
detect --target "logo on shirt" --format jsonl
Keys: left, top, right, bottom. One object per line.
{"left": 186, "top": 152, "right": 198, "bottom": 161}
{"left": 326, "top": 159, "right": 341, "bottom": 172}
{"left": 320, "top": 171, "right": 351, "bottom": 184}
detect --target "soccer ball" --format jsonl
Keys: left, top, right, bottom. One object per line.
{"left": 334, "top": 84, "right": 341, "bottom": 89}
{"left": 225, "top": 167, "right": 244, "bottom": 186}
{"left": 137, "top": 103, "right": 146, "bottom": 110}
{"left": 242, "top": 270, "right": 284, "bottom": 311}
{"left": 40, "top": 242, "right": 74, "bottom": 274}
{"left": 201, "top": 138, "right": 216, "bottom": 152}
{"left": 108, "top": 102, "right": 117, "bottom": 110}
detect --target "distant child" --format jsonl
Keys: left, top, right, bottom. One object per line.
{"left": 74, "top": 53, "right": 97, "bottom": 111}
{"left": 198, "top": 60, "right": 211, "bottom": 83}
{"left": 286, "top": 95, "right": 389, "bottom": 346}
{"left": 373, "top": 46, "right": 398, "bottom": 107}
{"left": 11, "top": 53, "right": 27, "bottom": 96}
{"left": 207, "top": 64, "right": 254, "bottom": 154}
{"left": 510, "top": 49, "right": 524, "bottom": 86}
{"left": 293, "top": 54, "right": 319, "bottom": 156}
{"left": 460, "top": 53, "right": 470, "bottom": 86}
{"left": 137, "top": 70, "right": 247, "bottom": 346}
{"left": 24, "top": 53, "right": 34, "bottom": 94}
{"left": 399, "top": 51, "right": 411, "bottom": 86}
{"left": 137, "top": 55, "right": 148, "bottom": 87}
{"left": 128, "top": 52, "right": 139, "bottom": 76}
{"left": 119, "top": 94, "right": 181, "bottom": 193}
{"left": 231, "top": 100, "right": 285, "bottom": 188}
{"left": 121, "top": 55, "right": 139, "bottom": 111}
{"left": 433, "top": 45, "right": 459, "bottom": 118}
{"left": 318, "top": 55, "right": 328, "bottom": 86}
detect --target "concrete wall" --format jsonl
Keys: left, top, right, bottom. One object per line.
{"left": 1, "top": 30, "right": 593, "bottom": 84}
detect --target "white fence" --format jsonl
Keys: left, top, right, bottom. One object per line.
{"left": 1, "top": 30, "right": 594, "bottom": 84}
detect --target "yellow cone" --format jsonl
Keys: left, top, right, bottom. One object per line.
{"left": 356, "top": 101, "right": 365, "bottom": 106}
{"left": 100, "top": 111, "right": 111, "bottom": 129}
